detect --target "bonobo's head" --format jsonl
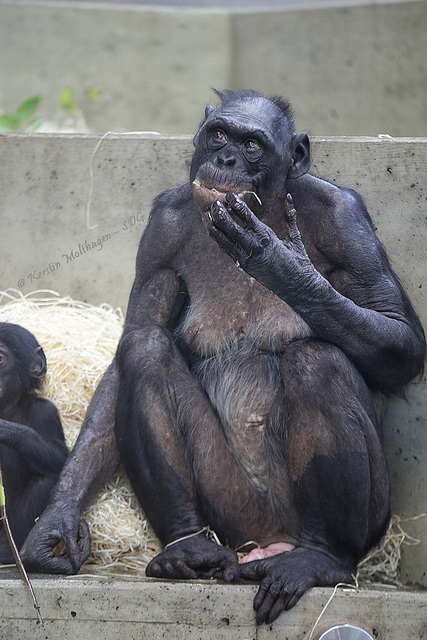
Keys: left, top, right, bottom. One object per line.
{"left": 190, "top": 89, "right": 310, "bottom": 214}
{"left": 0, "top": 323, "right": 47, "bottom": 411}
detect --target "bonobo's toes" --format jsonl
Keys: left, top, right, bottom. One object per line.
{"left": 239, "top": 547, "right": 354, "bottom": 624}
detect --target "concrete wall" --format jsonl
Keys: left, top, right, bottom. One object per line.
{"left": 0, "top": 1, "right": 426, "bottom": 136}
{"left": 0, "top": 132, "right": 426, "bottom": 586}
{"left": 0, "top": 572, "right": 426, "bottom": 639}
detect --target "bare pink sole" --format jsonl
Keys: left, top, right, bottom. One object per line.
{"left": 239, "top": 542, "right": 295, "bottom": 564}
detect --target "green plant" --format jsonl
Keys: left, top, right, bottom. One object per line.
{"left": 86, "top": 85, "right": 102, "bottom": 101}
{"left": 59, "top": 86, "right": 77, "bottom": 116}
{"left": 0, "top": 95, "right": 43, "bottom": 131}
{"left": 0, "top": 86, "right": 102, "bottom": 132}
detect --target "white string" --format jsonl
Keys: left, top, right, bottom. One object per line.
{"left": 164, "top": 525, "right": 222, "bottom": 550}
{"left": 308, "top": 579, "right": 358, "bottom": 640}
{"left": 85, "top": 130, "right": 161, "bottom": 230}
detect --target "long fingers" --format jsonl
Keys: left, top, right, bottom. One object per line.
{"left": 146, "top": 557, "right": 197, "bottom": 579}
{"left": 211, "top": 200, "right": 261, "bottom": 250}
{"left": 205, "top": 195, "right": 267, "bottom": 265}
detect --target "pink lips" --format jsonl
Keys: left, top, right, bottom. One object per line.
{"left": 192, "top": 179, "right": 261, "bottom": 210}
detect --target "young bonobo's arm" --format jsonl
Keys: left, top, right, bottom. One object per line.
{"left": 0, "top": 399, "right": 67, "bottom": 476}
{"left": 206, "top": 192, "right": 425, "bottom": 393}
{"left": 0, "top": 418, "right": 67, "bottom": 476}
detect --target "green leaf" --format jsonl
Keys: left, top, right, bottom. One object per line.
{"left": 0, "top": 113, "right": 21, "bottom": 131}
{"left": 27, "top": 117, "right": 45, "bottom": 132}
{"left": 86, "top": 85, "right": 102, "bottom": 101}
{"left": 0, "top": 483, "right": 5, "bottom": 507}
{"left": 16, "top": 95, "right": 42, "bottom": 120}
{"left": 59, "top": 87, "right": 77, "bottom": 115}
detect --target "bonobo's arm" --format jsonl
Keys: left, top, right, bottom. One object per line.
{"left": 207, "top": 192, "right": 425, "bottom": 393}
{"left": 21, "top": 362, "right": 120, "bottom": 573}
{"left": 123, "top": 190, "right": 191, "bottom": 331}
{"left": 0, "top": 416, "right": 67, "bottom": 477}
{"left": 121, "top": 190, "right": 240, "bottom": 579}
{"left": 22, "top": 189, "right": 192, "bottom": 574}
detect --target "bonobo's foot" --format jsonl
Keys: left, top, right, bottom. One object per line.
{"left": 146, "top": 534, "right": 239, "bottom": 582}
{"left": 238, "top": 547, "right": 354, "bottom": 625}
{"left": 240, "top": 542, "right": 295, "bottom": 564}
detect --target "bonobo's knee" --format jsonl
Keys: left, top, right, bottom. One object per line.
{"left": 116, "top": 325, "right": 174, "bottom": 379}
{"left": 281, "top": 338, "right": 365, "bottom": 396}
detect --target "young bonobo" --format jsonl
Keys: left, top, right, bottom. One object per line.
{"left": 0, "top": 323, "right": 68, "bottom": 562}
{"left": 21, "top": 90, "right": 425, "bottom": 625}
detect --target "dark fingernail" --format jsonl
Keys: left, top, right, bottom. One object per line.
{"left": 226, "top": 570, "right": 237, "bottom": 583}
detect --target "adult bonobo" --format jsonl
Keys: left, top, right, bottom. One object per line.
{"left": 0, "top": 323, "right": 68, "bottom": 562}
{"left": 21, "top": 90, "right": 425, "bottom": 624}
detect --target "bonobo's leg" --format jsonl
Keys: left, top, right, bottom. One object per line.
{"left": 114, "top": 326, "right": 278, "bottom": 579}
{"left": 240, "top": 338, "right": 390, "bottom": 624}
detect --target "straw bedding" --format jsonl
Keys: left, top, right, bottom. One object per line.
{"left": 0, "top": 289, "right": 418, "bottom": 583}
{"left": 0, "top": 289, "right": 162, "bottom": 571}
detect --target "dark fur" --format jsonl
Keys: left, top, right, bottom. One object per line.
{"left": 0, "top": 323, "right": 68, "bottom": 561}
{"left": 19, "top": 92, "right": 425, "bottom": 625}
{"left": 113, "top": 91, "right": 424, "bottom": 623}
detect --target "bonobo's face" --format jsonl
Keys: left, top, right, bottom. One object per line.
{"left": 0, "top": 340, "right": 19, "bottom": 412}
{"left": 0, "top": 324, "right": 46, "bottom": 411}
{"left": 0, "top": 342, "right": 9, "bottom": 401}
{"left": 190, "top": 97, "right": 298, "bottom": 215}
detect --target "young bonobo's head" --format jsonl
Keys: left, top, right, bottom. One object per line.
{"left": 190, "top": 89, "right": 310, "bottom": 214}
{"left": 0, "top": 323, "right": 47, "bottom": 411}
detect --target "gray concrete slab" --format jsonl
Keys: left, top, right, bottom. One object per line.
{"left": 231, "top": 1, "right": 427, "bottom": 137}
{"left": 0, "top": 133, "right": 426, "bottom": 585}
{"left": 0, "top": 571, "right": 425, "bottom": 639}
{"left": 0, "top": 1, "right": 426, "bottom": 135}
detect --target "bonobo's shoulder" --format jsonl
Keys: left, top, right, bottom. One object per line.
{"left": 299, "top": 174, "right": 374, "bottom": 229}
{"left": 151, "top": 182, "right": 194, "bottom": 221}
{"left": 138, "top": 182, "right": 195, "bottom": 261}
{"left": 298, "top": 174, "right": 386, "bottom": 269}
{"left": 27, "top": 397, "right": 62, "bottom": 431}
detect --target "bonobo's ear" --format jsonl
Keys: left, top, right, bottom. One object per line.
{"left": 204, "top": 105, "right": 215, "bottom": 120}
{"left": 288, "top": 132, "right": 311, "bottom": 179}
{"left": 30, "top": 346, "right": 47, "bottom": 379}
{"left": 193, "top": 105, "right": 216, "bottom": 148}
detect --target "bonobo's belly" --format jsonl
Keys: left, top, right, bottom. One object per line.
{"left": 192, "top": 343, "right": 280, "bottom": 494}
{"left": 176, "top": 270, "right": 312, "bottom": 357}
{"left": 174, "top": 268, "right": 312, "bottom": 494}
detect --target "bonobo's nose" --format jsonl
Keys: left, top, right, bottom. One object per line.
{"left": 215, "top": 153, "right": 236, "bottom": 167}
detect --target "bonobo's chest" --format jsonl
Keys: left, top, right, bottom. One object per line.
{"left": 174, "top": 217, "right": 312, "bottom": 355}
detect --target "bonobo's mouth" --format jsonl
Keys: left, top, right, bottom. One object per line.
{"left": 191, "top": 166, "right": 261, "bottom": 212}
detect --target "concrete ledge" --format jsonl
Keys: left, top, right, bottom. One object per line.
{"left": 0, "top": 572, "right": 426, "bottom": 639}
{"left": 1, "top": 133, "right": 425, "bottom": 309}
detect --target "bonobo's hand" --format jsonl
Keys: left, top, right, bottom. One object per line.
{"left": 205, "top": 193, "right": 314, "bottom": 293}
{"left": 238, "top": 548, "right": 353, "bottom": 625}
{"left": 20, "top": 501, "right": 91, "bottom": 574}
{"left": 146, "top": 534, "right": 239, "bottom": 582}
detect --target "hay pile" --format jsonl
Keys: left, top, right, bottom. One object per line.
{"left": 0, "top": 289, "right": 161, "bottom": 571}
{"left": 0, "top": 289, "right": 418, "bottom": 583}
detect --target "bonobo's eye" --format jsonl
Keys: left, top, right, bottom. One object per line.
{"left": 210, "top": 129, "right": 227, "bottom": 146}
{"left": 244, "top": 139, "right": 263, "bottom": 160}
{"left": 0, "top": 352, "right": 6, "bottom": 367}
